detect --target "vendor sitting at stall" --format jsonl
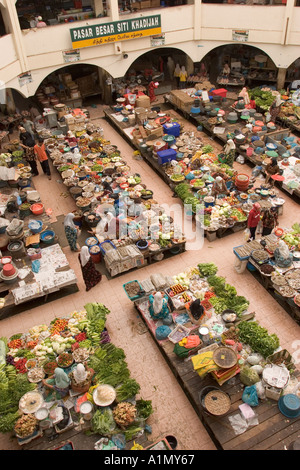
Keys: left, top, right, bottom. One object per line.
{"left": 274, "top": 240, "right": 293, "bottom": 268}
{"left": 218, "top": 139, "right": 236, "bottom": 167}
{"left": 149, "top": 291, "right": 171, "bottom": 323}
{"left": 265, "top": 157, "right": 280, "bottom": 185}
{"left": 211, "top": 176, "right": 229, "bottom": 197}
{"left": 222, "top": 62, "right": 231, "bottom": 76}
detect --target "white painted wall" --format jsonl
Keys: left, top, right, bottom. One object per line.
{"left": 2, "top": 1, "right": 300, "bottom": 96}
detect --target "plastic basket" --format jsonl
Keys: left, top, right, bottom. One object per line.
{"left": 123, "top": 280, "right": 144, "bottom": 301}
{"left": 233, "top": 245, "right": 250, "bottom": 261}
{"left": 99, "top": 240, "right": 116, "bottom": 255}
{"left": 267, "top": 349, "right": 294, "bottom": 371}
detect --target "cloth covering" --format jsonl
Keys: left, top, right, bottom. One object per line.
{"left": 79, "top": 246, "right": 90, "bottom": 268}
{"left": 191, "top": 351, "right": 219, "bottom": 377}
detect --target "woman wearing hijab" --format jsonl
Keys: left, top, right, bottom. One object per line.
{"left": 247, "top": 202, "right": 261, "bottom": 241}
{"left": 149, "top": 291, "right": 170, "bottom": 320}
{"left": 223, "top": 139, "right": 236, "bottom": 166}
{"left": 270, "top": 93, "right": 283, "bottom": 122}
{"left": 64, "top": 213, "right": 80, "bottom": 252}
{"left": 78, "top": 246, "right": 102, "bottom": 291}
{"left": 265, "top": 157, "right": 280, "bottom": 185}
{"left": 211, "top": 176, "right": 229, "bottom": 197}
{"left": 261, "top": 207, "right": 278, "bottom": 236}
{"left": 19, "top": 127, "right": 39, "bottom": 176}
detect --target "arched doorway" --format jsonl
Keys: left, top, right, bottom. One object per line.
{"left": 120, "top": 47, "right": 193, "bottom": 96}
{"left": 199, "top": 43, "right": 278, "bottom": 90}
{"left": 32, "top": 63, "right": 113, "bottom": 111}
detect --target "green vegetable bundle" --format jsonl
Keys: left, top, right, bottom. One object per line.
{"left": 116, "top": 379, "right": 140, "bottom": 402}
{"left": 91, "top": 408, "right": 115, "bottom": 435}
{"left": 198, "top": 263, "right": 218, "bottom": 277}
{"left": 207, "top": 275, "right": 249, "bottom": 316}
{"left": 237, "top": 321, "right": 280, "bottom": 358}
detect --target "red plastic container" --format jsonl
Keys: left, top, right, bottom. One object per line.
{"left": 211, "top": 88, "right": 227, "bottom": 98}
{"left": 235, "top": 174, "right": 250, "bottom": 191}
{"left": 2, "top": 263, "right": 16, "bottom": 277}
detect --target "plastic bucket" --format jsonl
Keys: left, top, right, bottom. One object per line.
{"left": 246, "top": 147, "right": 254, "bottom": 157}
{"left": 89, "top": 245, "right": 101, "bottom": 263}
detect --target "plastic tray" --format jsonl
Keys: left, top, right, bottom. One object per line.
{"left": 99, "top": 240, "right": 116, "bottom": 255}
{"left": 233, "top": 245, "right": 250, "bottom": 261}
{"left": 123, "top": 280, "right": 144, "bottom": 301}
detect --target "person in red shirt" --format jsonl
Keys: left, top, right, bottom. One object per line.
{"left": 34, "top": 138, "right": 51, "bottom": 180}
{"left": 247, "top": 202, "right": 261, "bottom": 241}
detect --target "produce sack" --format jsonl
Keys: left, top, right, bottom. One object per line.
{"left": 239, "top": 366, "right": 260, "bottom": 386}
{"left": 242, "top": 385, "right": 259, "bottom": 407}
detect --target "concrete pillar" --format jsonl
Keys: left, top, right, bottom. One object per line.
{"left": 106, "top": 0, "right": 119, "bottom": 20}
{"left": 193, "top": 0, "right": 202, "bottom": 41}
{"left": 277, "top": 68, "right": 287, "bottom": 90}
{"left": 4, "top": 0, "right": 29, "bottom": 72}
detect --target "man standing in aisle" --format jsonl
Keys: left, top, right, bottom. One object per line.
{"left": 22, "top": 117, "right": 35, "bottom": 140}
{"left": 34, "top": 138, "right": 51, "bottom": 180}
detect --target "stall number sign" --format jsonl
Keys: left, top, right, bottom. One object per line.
{"left": 70, "top": 15, "right": 161, "bottom": 48}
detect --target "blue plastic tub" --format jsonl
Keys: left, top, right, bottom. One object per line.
{"left": 28, "top": 220, "right": 43, "bottom": 234}
{"left": 85, "top": 237, "right": 98, "bottom": 248}
{"left": 157, "top": 149, "right": 177, "bottom": 165}
{"left": 40, "top": 230, "right": 55, "bottom": 244}
{"left": 123, "top": 280, "right": 143, "bottom": 301}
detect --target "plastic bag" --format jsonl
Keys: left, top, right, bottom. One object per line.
{"left": 236, "top": 155, "right": 245, "bottom": 164}
{"left": 244, "top": 228, "right": 250, "bottom": 242}
{"left": 240, "top": 366, "right": 260, "bottom": 386}
{"left": 31, "top": 259, "right": 40, "bottom": 273}
{"left": 242, "top": 385, "right": 259, "bottom": 407}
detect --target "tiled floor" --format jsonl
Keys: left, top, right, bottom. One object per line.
{"left": 0, "top": 99, "right": 300, "bottom": 450}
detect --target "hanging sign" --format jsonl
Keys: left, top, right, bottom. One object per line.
{"left": 63, "top": 49, "right": 81, "bottom": 63}
{"left": 18, "top": 72, "right": 33, "bottom": 87}
{"left": 232, "top": 30, "right": 249, "bottom": 42}
{"left": 151, "top": 33, "right": 165, "bottom": 47}
{"left": 70, "top": 15, "right": 161, "bottom": 49}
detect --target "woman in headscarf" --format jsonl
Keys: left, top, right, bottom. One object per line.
{"left": 43, "top": 367, "right": 70, "bottom": 399}
{"left": 247, "top": 202, "right": 261, "bottom": 241}
{"left": 269, "top": 93, "right": 283, "bottom": 123}
{"left": 223, "top": 139, "right": 236, "bottom": 166}
{"left": 238, "top": 87, "right": 250, "bottom": 106}
{"left": 211, "top": 175, "right": 229, "bottom": 197}
{"left": 265, "top": 157, "right": 280, "bottom": 185}
{"left": 78, "top": 246, "right": 102, "bottom": 291}
{"left": 149, "top": 291, "right": 171, "bottom": 321}
{"left": 19, "top": 127, "right": 39, "bottom": 176}
{"left": 261, "top": 207, "right": 278, "bottom": 236}
{"left": 64, "top": 213, "right": 80, "bottom": 252}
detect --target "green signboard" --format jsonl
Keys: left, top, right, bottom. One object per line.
{"left": 70, "top": 15, "right": 162, "bottom": 49}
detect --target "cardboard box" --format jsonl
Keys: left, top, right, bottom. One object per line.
{"left": 71, "top": 91, "right": 81, "bottom": 99}
{"left": 62, "top": 73, "right": 72, "bottom": 84}
{"left": 135, "top": 95, "right": 151, "bottom": 109}
{"left": 140, "top": 0, "right": 151, "bottom": 8}
{"left": 145, "top": 126, "right": 163, "bottom": 138}
{"left": 151, "top": 0, "right": 160, "bottom": 6}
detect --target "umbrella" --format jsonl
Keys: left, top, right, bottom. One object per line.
{"left": 271, "top": 174, "right": 285, "bottom": 181}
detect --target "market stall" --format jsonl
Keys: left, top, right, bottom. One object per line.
{"left": 233, "top": 225, "right": 300, "bottom": 323}
{"left": 103, "top": 99, "right": 289, "bottom": 241}
{"left": 43, "top": 107, "right": 186, "bottom": 277}
{"left": 0, "top": 160, "right": 78, "bottom": 317}
{"left": 125, "top": 264, "right": 300, "bottom": 450}
{"left": 0, "top": 302, "right": 155, "bottom": 450}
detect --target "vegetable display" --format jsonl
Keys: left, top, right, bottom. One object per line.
{"left": 0, "top": 302, "right": 153, "bottom": 441}
{"left": 237, "top": 321, "right": 280, "bottom": 358}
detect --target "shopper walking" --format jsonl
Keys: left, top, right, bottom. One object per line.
{"left": 19, "top": 127, "right": 39, "bottom": 176}
{"left": 22, "top": 117, "right": 35, "bottom": 140}
{"left": 247, "top": 202, "right": 261, "bottom": 241}
{"left": 64, "top": 213, "right": 80, "bottom": 252}
{"left": 34, "top": 138, "right": 51, "bottom": 179}
{"left": 265, "top": 157, "right": 280, "bottom": 185}
{"left": 78, "top": 246, "right": 102, "bottom": 292}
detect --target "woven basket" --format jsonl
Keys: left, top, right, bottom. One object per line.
{"left": 204, "top": 390, "right": 231, "bottom": 416}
